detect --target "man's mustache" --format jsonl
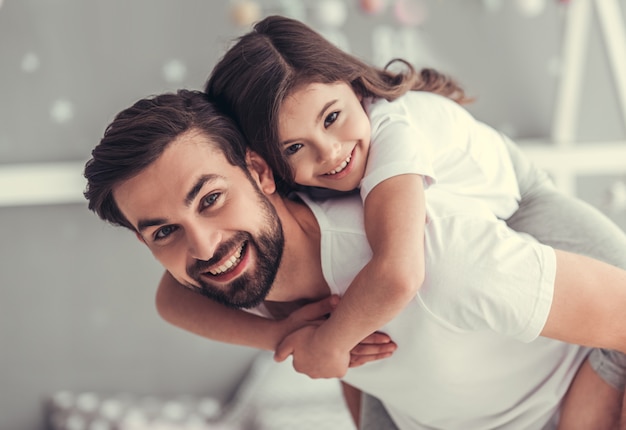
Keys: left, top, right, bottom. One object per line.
{"left": 187, "top": 232, "right": 250, "bottom": 278}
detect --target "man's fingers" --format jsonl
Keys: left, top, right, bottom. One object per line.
{"left": 351, "top": 341, "right": 397, "bottom": 356}
{"left": 349, "top": 351, "right": 394, "bottom": 367}
{"left": 359, "top": 331, "right": 393, "bottom": 345}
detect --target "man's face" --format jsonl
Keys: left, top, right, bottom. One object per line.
{"left": 113, "top": 130, "right": 284, "bottom": 308}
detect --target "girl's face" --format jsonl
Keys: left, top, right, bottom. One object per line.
{"left": 277, "top": 81, "right": 371, "bottom": 192}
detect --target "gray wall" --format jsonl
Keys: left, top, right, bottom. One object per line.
{"left": 1, "top": 1, "right": 625, "bottom": 429}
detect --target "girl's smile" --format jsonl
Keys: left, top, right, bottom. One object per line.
{"left": 278, "top": 82, "right": 371, "bottom": 192}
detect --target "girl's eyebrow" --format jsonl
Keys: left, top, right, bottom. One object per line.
{"left": 280, "top": 99, "right": 339, "bottom": 146}
{"left": 317, "top": 99, "right": 338, "bottom": 122}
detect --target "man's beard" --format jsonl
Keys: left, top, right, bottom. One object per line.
{"left": 185, "top": 186, "right": 284, "bottom": 309}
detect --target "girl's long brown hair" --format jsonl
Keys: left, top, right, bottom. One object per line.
{"left": 206, "top": 15, "right": 469, "bottom": 193}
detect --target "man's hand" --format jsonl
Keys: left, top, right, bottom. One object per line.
{"left": 349, "top": 331, "right": 396, "bottom": 368}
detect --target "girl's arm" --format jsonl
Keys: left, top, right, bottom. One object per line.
{"left": 276, "top": 174, "right": 425, "bottom": 377}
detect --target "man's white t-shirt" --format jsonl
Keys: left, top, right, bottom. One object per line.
{"left": 362, "top": 91, "right": 521, "bottom": 220}
{"left": 296, "top": 192, "right": 588, "bottom": 430}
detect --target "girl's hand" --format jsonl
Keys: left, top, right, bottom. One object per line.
{"left": 275, "top": 325, "right": 397, "bottom": 378}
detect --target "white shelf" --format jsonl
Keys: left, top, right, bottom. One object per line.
{"left": 0, "top": 161, "right": 88, "bottom": 207}
{"left": 1, "top": 141, "right": 625, "bottom": 207}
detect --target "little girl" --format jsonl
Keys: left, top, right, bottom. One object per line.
{"left": 203, "top": 15, "right": 538, "bottom": 377}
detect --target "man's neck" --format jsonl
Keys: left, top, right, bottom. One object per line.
{"left": 266, "top": 195, "right": 330, "bottom": 303}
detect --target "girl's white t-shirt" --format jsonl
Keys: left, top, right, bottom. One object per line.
{"left": 362, "top": 91, "right": 521, "bottom": 220}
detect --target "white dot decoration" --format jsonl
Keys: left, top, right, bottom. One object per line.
{"left": 100, "top": 398, "right": 124, "bottom": 420}
{"left": 76, "top": 392, "right": 99, "bottom": 412}
{"left": 21, "top": 52, "right": 40, "bottom": 73}
{"left": 483, "top": 0, "right": 503, "bottom": 13}
{"left": 88, "top": 419, "right": 111, "bottom": 430}
{"left": 547, "top": 56, "right": 562, "bottom": 77}
{"left": 515, "top": 0, "right": 547, "bottom": 17}
{"left": 66, "top": 414, "right": 86, "bottom": 430}
{"left": 50, "top": 99, "right": 75, "bottom": 124}
{"left": 197, "top": 397, "right": 221, "bottom": 418}
{"left": 312, "top": 0, "right": 348, "bottom": 28}
{"left": 162, "top": 401, "right": 186, "bottom": 420}
{"left": 608, "top": 180, "right": 626, "bottom": 211}
{"left": 162, "top": 59, "right": 187, "bottom": 84}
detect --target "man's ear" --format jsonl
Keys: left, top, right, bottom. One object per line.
{"left": 135, "top": 231, "right": 146, "bottom": 244}
{"left": 246, "top": 150, "right": 277, "bottom": 195}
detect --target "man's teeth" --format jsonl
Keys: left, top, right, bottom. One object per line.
{"left": 327, "top": 154, "right": 351, "bottom": 175}
{"left": 209, "top": 244, "right": 244, "bottom": 275}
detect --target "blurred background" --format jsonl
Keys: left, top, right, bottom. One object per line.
{"left": 1, "top": 0, "right": 625, "bottom": 429}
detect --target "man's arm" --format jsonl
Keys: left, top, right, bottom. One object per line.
{"left": 541, "top": 250, "right": 626, "bottom": 353}
{"left": 157, "top": 271, "right": 397, "bottom": 361}
{"left": 156, "top": 271, "right": 336, "bottom": 351}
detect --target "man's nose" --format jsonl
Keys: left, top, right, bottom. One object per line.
{"left": 187, "top": 226, "right": 221, "bottom": 262}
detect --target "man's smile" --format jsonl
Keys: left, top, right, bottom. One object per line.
{"left": 203, "top": 241, "right": 249, "bottom": 282}
{"left": 208, "top": 242, "right": 247, "bottom": 276}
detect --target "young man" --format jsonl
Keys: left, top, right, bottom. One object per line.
{"left": 84, "top": 90, "right": 626, "bottom": 430}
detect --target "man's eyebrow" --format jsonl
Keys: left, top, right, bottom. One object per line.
{"left": 135, "top": 174, "right": 223, "bottom": 234}
{"left": 185, "top": 173, "right": 222, "bottom": 207}
{"left": 137, "top": 217, "right": 168, "bottom": 233}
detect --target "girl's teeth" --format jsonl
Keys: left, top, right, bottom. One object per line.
{"left": 327, "top": 154, "right": 351, "bottom": 175}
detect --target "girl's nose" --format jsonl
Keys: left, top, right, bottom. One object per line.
{"left": 315, "top": 138, "right": 340, "bottom": 162}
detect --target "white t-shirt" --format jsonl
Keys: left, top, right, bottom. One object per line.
{"left": 362, "top": 91, "right": 521, "bottom": 220}
{"left": 254, "top": 192, "right": 587, "bottom": 430}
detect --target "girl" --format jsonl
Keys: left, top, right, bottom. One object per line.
{"left": 203, "top": 14, "right": 537, "bottom": 376}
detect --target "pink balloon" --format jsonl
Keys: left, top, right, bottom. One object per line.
{"left": 359, "top": 0, "right": 388, "bottom": 15}
{"left": 394, "top": 0, "right": 427, "bottom": 26}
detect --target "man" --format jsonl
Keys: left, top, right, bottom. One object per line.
{"left": 85, "top": 90, "right": 626, "bottom": 429}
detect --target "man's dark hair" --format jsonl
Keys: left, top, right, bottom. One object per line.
{"left": 84, "top": 89, "right": 249, "bottom": 230}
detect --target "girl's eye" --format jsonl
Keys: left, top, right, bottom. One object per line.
{"left": 285, "top": 143, "right": 303, "bottom": 156}
{"left": 154, "top": 225, "right": 177, "bottom": 241}
{"left": 324, "top": 111, "right": 339, "bottom": 128}
{"left": 201, "top": 193, "right": 221, "bottom": 208}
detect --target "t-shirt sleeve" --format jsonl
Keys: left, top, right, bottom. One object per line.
{"left": 417, "top": 210, "right": 557, "bottom": 343}
{"left": 360, "top": 97, "right": 436, "bottom": 202}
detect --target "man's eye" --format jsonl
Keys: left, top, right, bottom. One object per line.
{"left": 155, "top": 225, "right": 177, "bottom": 240}
{"left": 285, "top": 143, "right": 303, "bottom": 156}
{"left": 324, "top": 111, "right": 339, "bottom": 128}
{"left": 201, "top": 192, "right": 221, "bottom": 208}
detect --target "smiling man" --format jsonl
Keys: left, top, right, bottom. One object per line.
{"left": 84, "top": 90, "right": 626, "bottom": 430}
{"left": 113, "top": 129, "right": 284, "bottom": 309}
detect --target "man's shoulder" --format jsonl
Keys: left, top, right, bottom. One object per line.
{"left": 297, "top": 192, "right": 365, "bottom": 234}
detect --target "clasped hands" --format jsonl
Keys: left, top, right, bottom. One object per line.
{"left": 273, "top": 295, "right": 397, "bottom": 379}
